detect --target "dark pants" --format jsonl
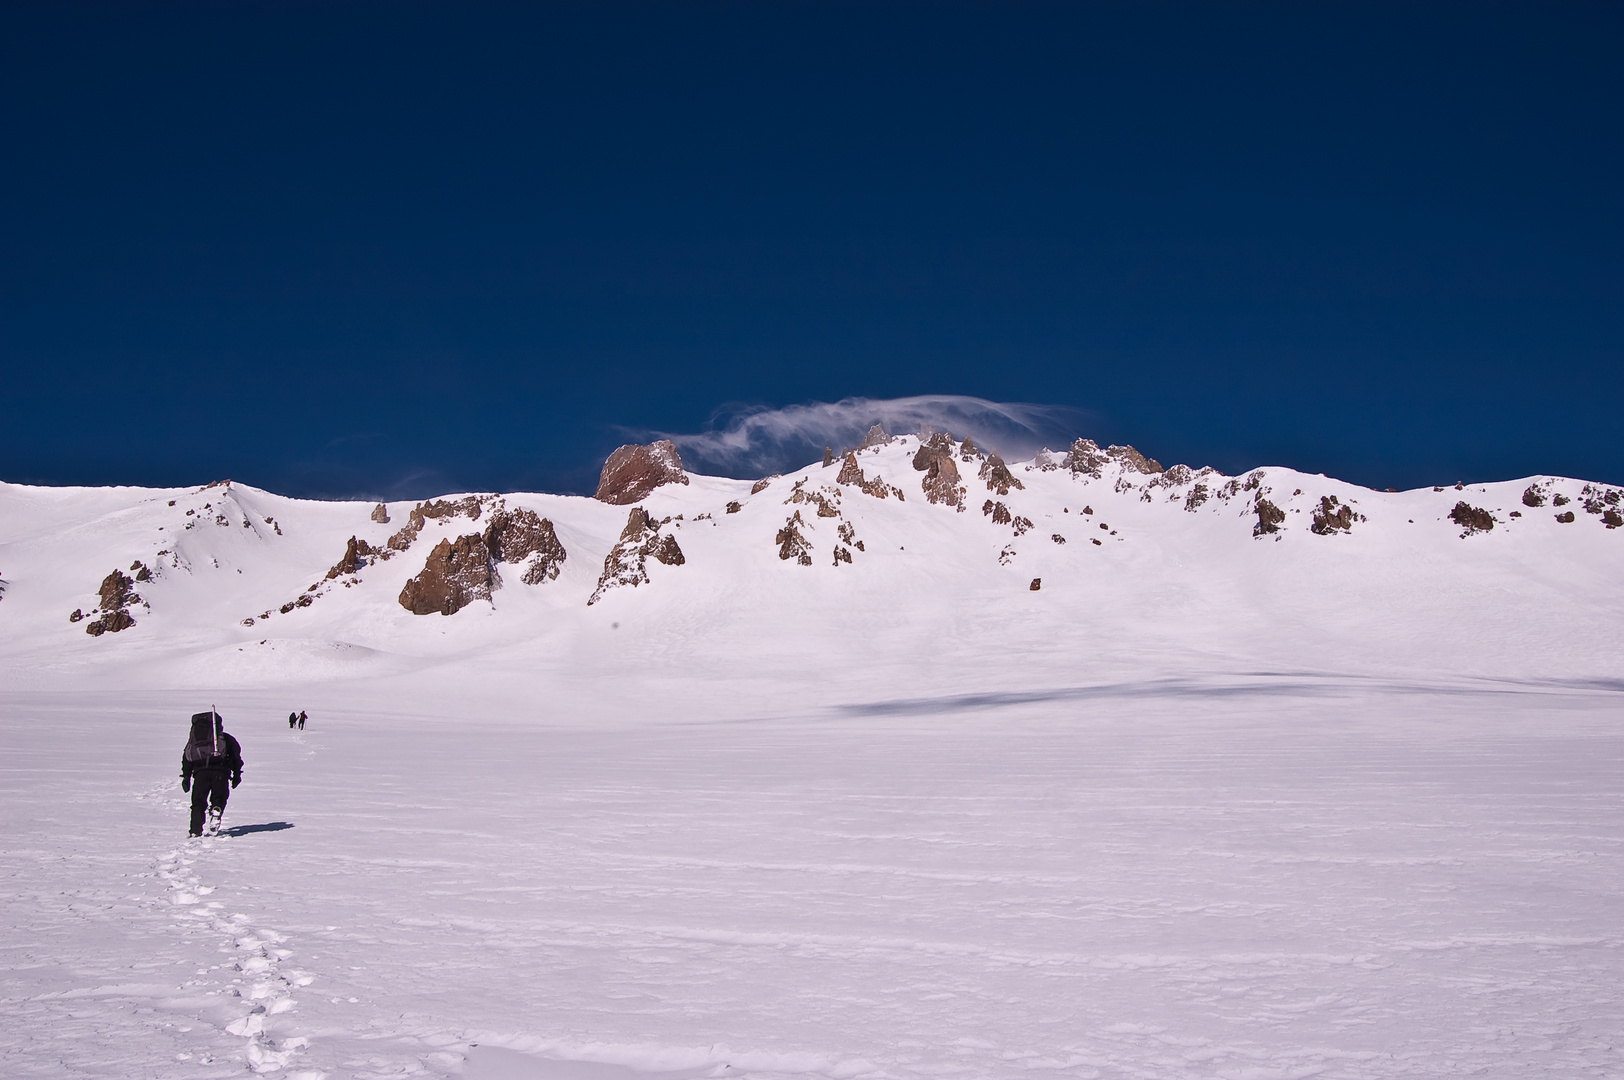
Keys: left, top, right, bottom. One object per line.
{"left": 189, "top": 770, "right": 230, "bottom": 835}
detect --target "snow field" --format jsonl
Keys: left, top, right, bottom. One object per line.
{"left": 3, "top": 681, "right": 1622, "bottom": 1079}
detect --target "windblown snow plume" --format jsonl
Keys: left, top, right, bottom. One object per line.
{"left": 649, "top": 395, "right": 1096, "bottom": 478}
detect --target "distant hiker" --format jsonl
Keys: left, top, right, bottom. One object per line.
{"left": 180, "top": 710, "right": 243, "bottom": 837}
{"left": 297, "top": 710, "right": 307, "bottom": 730}
{"left": 288, "top": 711, "right": 297, "bottom": 729}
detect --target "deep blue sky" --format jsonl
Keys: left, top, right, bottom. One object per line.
{"left": 3, "top": 2, "right": 1620, "bottom": 497}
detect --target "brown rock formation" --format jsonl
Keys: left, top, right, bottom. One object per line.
{"left": 326, "top": 536, "right": 376, "bottom": 579}
{"left": 398, "top": 534, "right": 497, "bottom": 615}
{"left": 1556, "top": 510, "right": 1576, "bottom": 523}
{"left": 979, "top": 454, "right": 1024, "bottom": 495}
{"left": 1064, "top": 438, "right": 1109, "bottom": 477}
{"left": 482, "top": 508, "right": 567, "bottom": 584}
{"left": 1521, "top": 485, "right": 1546, "bottom": 508}
{"left": 595, "top": 440, "right": 690, "bottom": 504}
{"left": 1253, "top": 498, "right": 1286, "bottom": 537}
{"left": 1029, "top": 578, "right": 1042, "bottom": 591}
{"left": 775, "top": 511, "right": 814, "bottom": 565}
{"left": 1184, "top": 484, "right": 1209, "bottom": 511}
{"left": 85, "top": 609, "right": 135, "bottom": 636}
{"left": 1449, "top": 502, "right": 1495, "bottom": 535}
{"left": 99, "top": 569, "right": 139, "bottom": 611}
{"left": 837, "top": 452, "right": 864, "bottom": 485}
{"left": 912, "top": 434, "right": 965, "bottom": 508}
{"left": 859, "top": 423, "right": 891, "bottom": 449}
{"left": 1109, "top": 445, "right": 1164, "bottom": 474}
{"left": 371, "top": 502, "right": 390, "bottom": 523}
{"left": 1310, "top": 495, "right": 1356, "bottom": 535}
{"left": 751, "top": 475, "right": 780, "bottom": 495}
{"left": 588, "top": 507, "right": 686, "bottom": 605}
{"left": 726, "top": 501, "right": 742, "bottom": 514}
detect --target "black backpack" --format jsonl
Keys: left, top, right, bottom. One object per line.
{"left": 184, "top": 711, "right": 229, "bottom": 768}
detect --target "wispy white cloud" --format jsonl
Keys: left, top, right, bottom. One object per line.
{"left": 636, "top": 395, "right": 1101, "bottom": 477}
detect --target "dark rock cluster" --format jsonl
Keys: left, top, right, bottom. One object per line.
{"left": 1253, "top": 498, "right": 1286, "bottom": 537}
{"left": 588, "top": 507, "right": 685, "bottom": 605}
{"left": 82, "top": 566, "right": 144, "bottom": 636}
{"left": 979, "top": 454, "right": 1024, "bottom": 495}
{"left": 913, "top": 434, "right": 966, "bottom": 509}
{"left": 326, "top": 536, "right": 377, "bottom": 579}
{"left": 594, "top": 440, "right": 690, "bottom": 505}
{"left": 399, "top": 534, "right": 497, "bottom": 616}
{"left": 483, "top": 508, "right": 567, "bottom": 585}
{"left": 1449, "top": 502, "right": 1495, "bottom": 535}
{"left": 1310, "top": 495, "right": 1357, "bottom": 535}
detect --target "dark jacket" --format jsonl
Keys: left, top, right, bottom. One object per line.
{"left": 181, "top": 729, "right": 243, "bottom": 784}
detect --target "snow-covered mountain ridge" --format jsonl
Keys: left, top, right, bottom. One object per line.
{"left": 2, "top": 432, "right": 1621, "bottom": 716}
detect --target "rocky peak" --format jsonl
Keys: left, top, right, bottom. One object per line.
{"left": 370, "top": 502, "right": 390, "bottom": 523}
{"left": 588, "top": 507, "right": 685, "bottom": 605}
{"left": 326, "top": 536, "right": 377, "bottom": 579}
{"left": 859, "top": 423, "right": 892, "bottom": 449}
{"left": 1108, "top": 444, "right": 1164, "bottom": 475}
{"left": 979, "top": 454, "right": 1024, "bottom": 495}
{"left": 398, "top": 534, "right": 497, "bottom": 616}
{"left": 595, "top": 440, "right": 690, "bottom": 505}
{"left": 1064, "top": 439, "right": 1109, "bottom": 478}
{"left": 912, "top": 433, "right": 966, "bottom": 509}
{"left": 482, "top": 508, "right": 568, "bottom": 585}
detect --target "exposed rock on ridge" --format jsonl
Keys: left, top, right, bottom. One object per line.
{"left": 483, "top": 508, "right": 567, "bottom": 584}
{"left": 595, "top": 441, "right": 690, "bottom": 505}
{"left": 399, "top": 534, "right": 497, "bottom": 615}
{"left": 588, "top": 508, "right": 685, "bottom": 605}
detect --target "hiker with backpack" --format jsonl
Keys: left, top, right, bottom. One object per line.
{"left": 297, "top": 710, "right": 306, "bottom": 730}
{"left": 288, "top": 711, "right": 297, "bottom": 729}
{"left": 180, "top": 710, "right": 243, "bottom": 837}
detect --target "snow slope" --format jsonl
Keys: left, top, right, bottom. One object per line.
{"left": 2, "top": 438, "right": 1622, "bottom": 1079}
{"left": 1, "top": 436, "right": 1620, "bottom": 711}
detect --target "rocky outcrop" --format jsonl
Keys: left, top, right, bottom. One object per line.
{"left": 371, "top": 502, "right": 390, "bottom": 523}
{"left": 387, "top": 496, "right": 487, "bottom": 552}
{"left": 1556, "top": 510, "right": 1576, "bottom": 523}
{"left": 835, "top": 453, "right": 904, "bottom": 500}
{"left": 1109, "top": 445, "right": 1164, "bottom": 474}
{"left": 859, "top": 423, "right": 892, "bottom": 449}
{"left": 786, "top": 480, "right": 841, "bottom": 517}
{"left": 751, "top": 475, "right": 780, "bottom": 495}
{"left": 398, "top": 534, "right": 497, "bottom": 615}
{"left": 775, "top": 511, "right": 813, "bottom": 565}
{"left": 588, "top": 508, "right": 685, "bottom": 605}
{"left": 1521, "top": 484, "right": 1547, "bottom": 508}
{"left": 594, "top": 440, "right": 690, "bottom": 505}
{"left": 482, "top": 508, "right": 567, "bottom": 584}
{"left": 326, "top": 536, "right": 377, "bottom": 579}
{"left": 1310, "top": 495, "right": 1357, "bottom": 535}
{"left": 979, "top": 454, "right": 1024, "bottom": 495}
{"left": 1449, "top": 502, "right": 1495, "bottom": 535}
{"left": 84, "top": 568, "right": 142, "bottom": 636}
{"left": 1253, "top": 498, "right": 1286, "bottom": 537}
{"left": 1184, "top": 484, "right": 1209, "bottom": 511}
{"left": 1064, "top": 439, "right": 1109, "bottom": 477}
{"left": 913, "top": 434, "right": 966, "bottom": 509}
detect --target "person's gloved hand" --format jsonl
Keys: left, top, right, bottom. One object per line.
{"left": 230, "top": 776, "right": 240, "bottom": 789}
{"left": 181, "top": 777, "right": 190, "bottom": 793}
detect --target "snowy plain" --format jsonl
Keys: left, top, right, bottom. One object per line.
{"left": 2, "top": 437, "right": 1622, "bottom": 1079}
